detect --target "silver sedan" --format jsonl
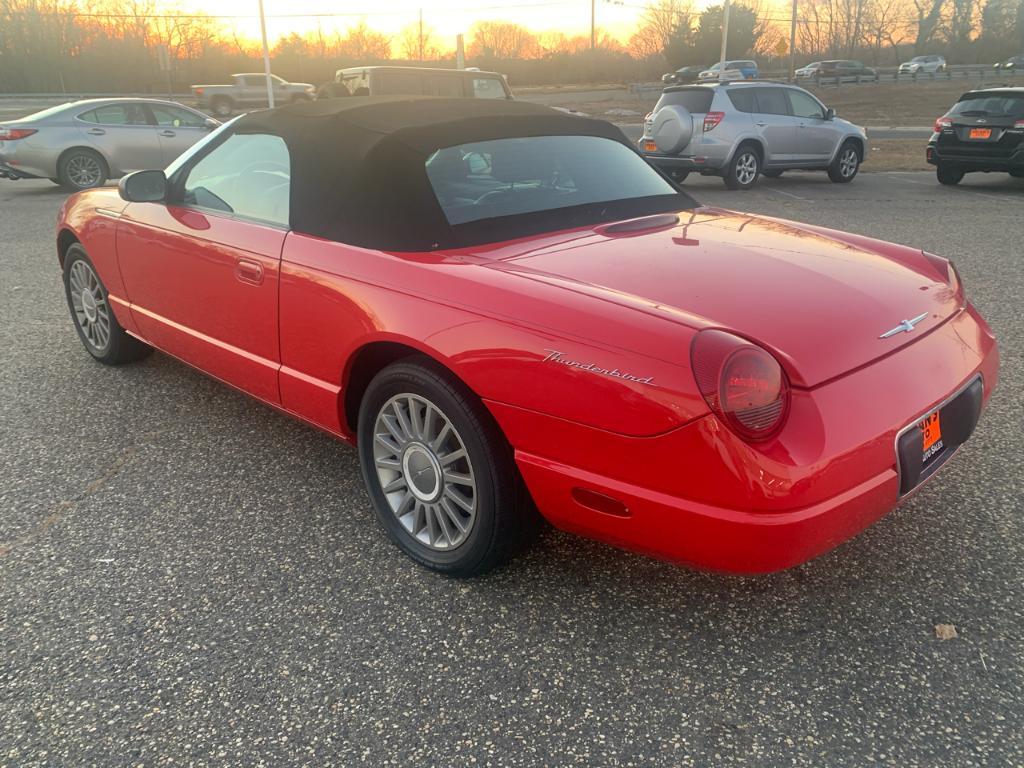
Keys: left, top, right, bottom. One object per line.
{"left": 0, "top": 98, "right": 218, "bottom": 191}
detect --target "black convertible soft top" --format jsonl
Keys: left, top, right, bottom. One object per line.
{"left": 232, "top": 96, "right": 691, "bottom": 251}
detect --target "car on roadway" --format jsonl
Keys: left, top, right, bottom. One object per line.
{"left": 0, "top": 98, "right": 218, "bottom": 191}
{"left": 899, "top": 55, "right": 947, "bottom": 74}
{"left": 927, "top": 86, "right": 1024, "bottom": 184}
{"left": 639, "top": 82, "right": 867, "bottom": 188}
{"left": 795, "top": 61, "right": 824, "bottom": 78}
{"left": 55, "top": 96, "right": 998, "bottom": 576}
{"left": 316, "top": 66, "right": 513, "bottom": 100}
{"left": 993, "top": 55, "right": 1024, "bottom": 70}
{"left": 800, "top": 60, "right": 878, "bottom": 80}
{"left": 698, "top": 60, "right": 759, "bottom": 82}
{"left": 191, "top": 73, "right": 317, "bottom": 117}
{"left": 662, "top": 65, "right": 708, "bottom": 85}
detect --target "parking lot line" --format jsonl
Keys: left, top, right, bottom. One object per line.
{"left": 761, "top": 185, "right": 810, "bottom": 201}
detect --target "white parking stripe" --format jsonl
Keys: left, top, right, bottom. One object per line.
{"left": 761, "top": 185, "right": 810, "bottom": 201}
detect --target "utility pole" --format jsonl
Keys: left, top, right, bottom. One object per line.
{"left": 590, "top": 0, "right": 596, "bottom": 50}
{"left": 418, "top": 8, "right": 424, "bottom": 62}
{"left": 788, "top": 0, "right": 798, "bottom": 82}
{"left": 258, "top": 0, "right": 275, "bottom": 108}
{"left": 718, "top": 0, "right": 730, "bottom": 82}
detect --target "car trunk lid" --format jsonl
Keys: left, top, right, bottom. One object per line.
{"left": 485, "top": 209, "right": 961, "bottom": 387}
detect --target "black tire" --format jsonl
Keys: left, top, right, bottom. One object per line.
{"left": 49, "top": 177, "right": 61, "bottom": 185}
{"left": 63, "top": 244, "right": 152, "bottom": 365}
{"left": 1009, "top": 169, "right": 1024, "bottom": 178}
{"left": 668, "top": 169, "right": 690, "bottom": 183}
{"left": 57, "top": 148, "right": 108, "bottom": 191}
{"left": 762, "top": 169, "right": 784, "bottom": 178}
{"left": 724, "top": 144, "right": 761, "bottom": 190}
{"left": 357, "top": 358, "right": 532, "bottom": 576}
{"left": 828, "top": 141, "right": 861, "bottom": 183}
{"left": 210, "top": 96, "right": 234, "bottom": 118}
{"left": 936, "top": 164, "right": 964, "bottom": 186}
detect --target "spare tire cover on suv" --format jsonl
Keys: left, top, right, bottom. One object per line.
{"left": 651, "top": 105, "right": 694, "bottom": 154}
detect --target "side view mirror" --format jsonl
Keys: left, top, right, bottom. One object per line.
{"left": 118, "top": 170, "right": 167, "bottom": 203}
{"left": 204, "top": 117, "right": 220, "bottom": 130}
{"left": 824, "top": 107, "right": 836, "bottom": 120}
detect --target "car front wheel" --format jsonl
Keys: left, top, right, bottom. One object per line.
{"left": 724, "top": 146, "right": 761, "bottom": 190}
{"left": 63, "top": 244, "right": 152, "bottom": 364}
{"left": 357, "top": 358, "right": 532, "bottom": 576}
{"left": 936, "top": 164, "right": 964, "bottom": 185}
{"left": 210, "top": 97, "right": 233, "bottom": 117}
{"left": 828, "top": 142, "right": 860, "bottom": 183}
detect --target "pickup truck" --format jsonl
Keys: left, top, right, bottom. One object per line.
{"left": 191, "top": 73, "right": 316, "bottom": 117}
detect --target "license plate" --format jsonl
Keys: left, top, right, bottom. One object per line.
{"left": 642, "top": 139, "right": 657, "bottom": 152}
{"left": 920, "top": 410, "right": 943, "bottom": 463}
{"left": 969, "top": 128, "right": 991, "bottom": 139}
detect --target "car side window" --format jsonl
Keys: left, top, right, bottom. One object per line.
{"left": 78, "top": 104, "right": 148, "bottom": 126}
{"left": 787, "top": 90, "right": 825, "bottom": 119}
{"left": 472, "top": 77, "right": 507, "bottom": 99}
{"left": 181, "top": 133, "right": 290, "bottom": 227}
{"left": 424, "top": 75, "right": 465, "bottom": 97}
{"left": 727, "top": 89, "right": 757, "bottom": 113}
{"left": 755, "top": 88, "right": 790, "bottom": 116}
{"left": 379, "top": 72, "right": 423, "bottom": 95}
{"left": 150, "top": 105, "right": 207, "bottom": 128}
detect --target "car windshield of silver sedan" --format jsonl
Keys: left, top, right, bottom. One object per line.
{"left": 425, "top": 135, "right": 678, "bottom": 226}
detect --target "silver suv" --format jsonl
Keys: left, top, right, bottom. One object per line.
{"left": 639, "top": 82, "right": 867, "bottom": 189}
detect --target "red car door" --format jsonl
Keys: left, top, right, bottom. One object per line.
{"left": 116, "top": 132, "right": 291, "bottom": 403}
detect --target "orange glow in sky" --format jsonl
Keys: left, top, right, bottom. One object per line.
{"left": 176, "top": 0, "right": 673, "bottom": 45}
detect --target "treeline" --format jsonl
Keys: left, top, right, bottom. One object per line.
{"left": 1, "top": 0, "right": 1023, "bottom": 94}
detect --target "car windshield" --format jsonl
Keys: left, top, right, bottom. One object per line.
{"left": 911, "top": 56, "right": 929, "bottom": 62}
{"left": 951, "top": 93, "right": 1024, "bottom": 117}
{"left": 425, "top": 135, "right": 681, "bottom": 226}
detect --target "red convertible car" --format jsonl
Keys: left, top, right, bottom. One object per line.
{"left": 56, "top": 98, "right": 998, "bottom": 576}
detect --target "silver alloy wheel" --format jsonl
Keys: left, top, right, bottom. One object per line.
{"left": 68, "top": 259, "right": 111, "bottom": 351}
{"left": 373, "top": 393, "right": 477, "bottom": 551}
{"left": 66, "top": 153, "right": 102, "bottom": 189}
{"left": 735, "top": 152, "right": 758, "bottom": 185}
{"left": 839, "top": 147, "right": 859, "bottom": 178}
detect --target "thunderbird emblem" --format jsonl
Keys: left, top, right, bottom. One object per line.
{"left": 879, "top": 313, "right": 928, "bottom": 339}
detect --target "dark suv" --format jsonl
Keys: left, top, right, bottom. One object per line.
{"left": 928, "top": 87, "right": 1024, "bottom": 184}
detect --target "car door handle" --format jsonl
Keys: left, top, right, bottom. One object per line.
{"left": 755, "top": 121, "right": 767, "bottom": 127}
{"left": 159, "top": 130, "right": 176, "bottom": 137}
{"left": 87, "top": 128, "right": 106, "bottom": 135}
{"left": 236, "top": 259, "right": 264, "bottom": 285}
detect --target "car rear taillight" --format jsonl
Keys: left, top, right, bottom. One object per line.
{"left": 934, "top": 116, "right": 952, "bottom": 132}
{"left": 193, "top": 87, "right": 204, "bottom": 96}
{"left": 691, "top": 330, "right": 790, "bottom": 442}
{"left": 1014, "top": 119, "right": 1024, "bottom": 128}
{"left": 0, "top": 128, "right": 37, "bottom": 140}
{"left": 703, "top": 112, "right": 725, "bottom": 132}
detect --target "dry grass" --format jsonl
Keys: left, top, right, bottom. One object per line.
{"left": 863, "top": 139, "right": 931, "bottom": 172}
{"left": 545, "top": 79, "right": 997, "bottom": 127}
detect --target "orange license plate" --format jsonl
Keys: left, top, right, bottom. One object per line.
{"left": 969, "top": 128, "right": 991, "bottom": 139}
{"left": 920, "top": 411, "right": 942, "bottom": 452}
{"left": 643, "top": 139, "right": 657, "bottom": 152}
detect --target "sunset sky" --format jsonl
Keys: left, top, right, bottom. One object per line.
{"left": 175, "top": 0, "right": 659, "bottom": 45}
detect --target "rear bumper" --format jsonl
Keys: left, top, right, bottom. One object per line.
{"left": 0, "top": 161, "right": 42, "bottom": 180}
{"left": 490, "top": 305, "right": 999, "bottom": 574}
{"left": 639, "top": 146, "right": 727, "bottom": 172}
{"left": 927, "top": 141, "right": 1024, "bottom": 172}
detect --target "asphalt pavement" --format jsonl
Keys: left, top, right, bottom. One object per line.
{"left": 1, "top": 172, "right": 1022, "bottom": 766}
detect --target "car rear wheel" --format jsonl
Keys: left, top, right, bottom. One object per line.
{"left": 210, "top": 97, "right": 234, "bottom": 117}
{"left": 724, "top": 145, "right": 761, "bottom": 190}
{"left": 357, "top": 358, "right": 532, "bottom": 576}
{"left": 828, "top": 142, "right": 860, "bottom": 183}
{"left": 57, "top": 148, "right": 107, "bottom": 191}
{"left": 63, "top": 245, "right": 152, "bottom": 365}
{"left": 668, "top": 169, "right": 690, "bottom": 183}
{"left": 936, "top": 164, "right": 964, "bottom": 185}
{"left": 762, "top": 169, "right": 784, "bottom": 178}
